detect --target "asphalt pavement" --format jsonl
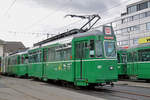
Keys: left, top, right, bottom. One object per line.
{"left": 0, "top": 75, "right": 150, "bottom": 100}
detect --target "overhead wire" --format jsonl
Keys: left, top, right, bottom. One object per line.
{"left": 93, "top": 0, "right": 130, "bottom": 29}
{"left": 47, "top": 0, "right": 130, "bottom": 32}
{"left": 3, "top": 0, "right": 17, "bottom": 16}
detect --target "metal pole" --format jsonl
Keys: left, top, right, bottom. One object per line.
{"left": 128, "top": 31, "right": 130, "bottom": 48}
{"left": 88, "top": 16, "right": 91, "bottom": 28}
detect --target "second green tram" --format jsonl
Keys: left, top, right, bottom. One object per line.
{"left": 126, "top": 44, "right": 150, "bottom": 81}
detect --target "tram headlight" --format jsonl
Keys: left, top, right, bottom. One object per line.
{"left": 97, "top": 65, "right": 102, "bottom": 69}
{"left": 109, "top": 66, "right": 114, "bottom": 70}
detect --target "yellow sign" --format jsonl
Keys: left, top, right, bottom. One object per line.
{"left": 58, "top": 65, "right": 62, "bottom": 70}
{"left": 138, "top": 37, "right": 150, "bottom": 44}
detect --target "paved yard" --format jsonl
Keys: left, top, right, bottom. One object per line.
{"left": 0, "top": 76, "right": 105, "bottom": 100}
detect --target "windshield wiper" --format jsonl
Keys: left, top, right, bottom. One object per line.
{"left": 108, "top": 49, "right": 116, "bottom": 57}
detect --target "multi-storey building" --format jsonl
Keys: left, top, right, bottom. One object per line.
{"left": 112, "top": 0, "right": 150, "bottom": 48}
{"left": 0, "top": 39, "right": 26, "bottom": 57}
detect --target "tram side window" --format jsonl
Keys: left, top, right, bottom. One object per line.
{"left": 18, "top": 56, "right": 20, "bottom": 64}
{"left": 138, "top": 49, "right": 150, "bottom": 61}
{"left": 117, "top": 54, "right": 121, "bottom": 63}
{"left": 21, "top": 56, "right": 28, "bottom": 64}
{"left": 43, "top": 49, "right": 47, "bottom": 62}
{"left": 8, "top": 59, "right": 10, "bottom": 65}
{"left": 75, "top": 43, "right": 82, "bottom": 59}
{"left": 55, "top": 50, "right": 63, "bottom": 61}
{"left": 75, "top": 42, "right": 88, "bottom": 59}
{"left": 95, "top": 40, "right": 103, "bottom": 57}
{"left": 48, "top": 46, "right": 72, "bottom": 61}
{"left": 33, "top": 54, "right": 38, "bottom": 62}
{"left": 64, "top": 48, "right": 72, "bottom": 60}
{"left": 48, "top": 47, "right": 56, "bottom": 62}
{"left": 29, "top": 51, "right": 41, "bottom": 63}
{"left": 21, "top": 56, "right": 24, "bottom": 64}
{"left": 90, "top": 40, "right": 95, "bottom": 57}
{"left": 23, "top": 57, "right": 28, "bottom": 64}
{"left": 9, "top": 57, "right": 16, "bottom": 65}
{"left": 122, "top": 55, "right": 127, "bottom": 63}
{"left": 29, "top": 54, "right": 32, "bottom": 63}
{"left": 127, "top": 52, "right": 133, "bottom": 62}
{"left": 39, "top": 52, "right": 42, "bottom": 62}
{"left": 133, "top": 52, "right": 138, "bottom": 62}
{"left": 12, "top": 56, "right": 18, "bottom": 65}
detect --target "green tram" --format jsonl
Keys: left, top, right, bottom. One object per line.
{"left": 117, "top": 49, "right": 127, "bottom": 78}
{"left": 7, "top": 51, "right": 28, "bottom": 77}
{"left": 126, "top": 44, "right": 150, "bottom": 82}
{"left": 28, "top": 26, "right": 118, "bottom": 86}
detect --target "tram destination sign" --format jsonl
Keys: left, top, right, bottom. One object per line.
{"left": 104, "top": 27, "right": 112, "bottom": 35}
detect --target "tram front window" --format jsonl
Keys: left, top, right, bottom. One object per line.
{"left": 104, "top": 41, "right": 116, "bottom": 58}
{"left": 95, "top": 40, "right": 103, "bottom": 57}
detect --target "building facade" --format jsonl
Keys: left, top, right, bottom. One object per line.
{"left": 111, "top": 0, "right": 150, "bottom": 48}
{"left": 0, "top": 39, "right": 26, "bottom": 57}
{"left": 0, "top": 40, "right": 5, "bottom": 57}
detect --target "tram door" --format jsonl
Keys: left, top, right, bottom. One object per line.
{"left": 133, "top": 52, "right": 138, "bottom": 76}
{"left": 75, "top": 41, "right": 88, "bottom": 80}
{"left": 43, "top": 48, "right": 47, "bottom": 78}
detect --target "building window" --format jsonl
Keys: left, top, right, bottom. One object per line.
{"left": 133, "top": 38, "right": 139, "bottom": 44}
{"left": 130, "top": 26, "right": 134, "bottom": 31}
{"left": 122, "top": 18, "right": 128, "bottom": 24}
{"left": 140, "top": 12, "right": 146, "bottom": 19}
{"left": 121, "top": 28, "right": 128, "bottom": 33}
{"left": 122, "top": 11, "right": 150, "bottom": 24}
{"left": 123, "top": 40, "right": 128, "bottom": 45}
{"left": 147, "top": 11, "right": 150, "bottom": 17}
{"left": 146, "top": 22, "right": 150, "bottom": 30}
{"left": 117, "top": 41, "right": 122, "bottom": 46}
{"left": 134, "top": 25, "right": 140, "bottom": 31}
{"left": 133, "top": 14, "right": 139, "bottom": 20}
{"left": 127, "top": 27, "right": 131, "bottom": 32}
{"left": 138, "top": 2, "right": 148, "bottom": 11}
{"left": 115, "top": 30, "right": 121, "bottom": 35}
{"left": 121, "top": 19, "right": 125, "bottom": 24}
{"left": 112, "top": 20, "right": 121, "bottom": 27}
{"left": 122, "top": 25, "right": 140, "bottom": 33}
{"left": 128, "top": 5, "right": 137, "bottom": 14}
{"left": 127, "top": 16, "right": 133, "bottom": 22}
{"left": 148, "top": 1, "right": 150, "bottom": 8}
{"left": 117, "top": 42, "right": 120, "bottom": 46}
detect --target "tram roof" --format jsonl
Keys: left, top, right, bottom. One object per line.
{"left": 33, "top": 29, "right": 83, "bottom": 47}
{"left": 9, "top": 49, "right": 28, "bottom": 56}
{"left": 74, "top": 30, "right": 103, "bottom": 38}
{"left": 127, "top": 43, "right": 150, "bottom": 52}
{"left": 33, "top": 26, "right": 113, "bottom": 47}
{"left": 130, "top": 43, "right": 150, "bottom": 49}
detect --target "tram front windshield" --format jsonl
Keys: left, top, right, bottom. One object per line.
{"left": 104, "top": 41, "right": 116, "bottom": 58}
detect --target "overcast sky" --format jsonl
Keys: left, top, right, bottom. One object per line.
{"left": 0, "top": 0, "right": 141, "bottom": 47}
